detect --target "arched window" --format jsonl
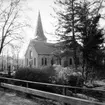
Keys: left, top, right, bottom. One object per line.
{"left": 34, "top": 58, "right": 36, "bottom": 66}
{"left": 42, "top": 58, "right": 44, "bottom": 65}
{"left": 51, "top": 58, "right": 54, "bottom": 65}
{"left": 59, "top": 59, "right": 61, "bottom": 65}
{"left": 69, "top": 58, "right": 72, "bottom": 65}
{"left": 45, "top": 58, "right": 47, "bottom": 65}
{"left": 29, "top": 60, "right": 33, "bottom": 67}
{"left": 30, "top": 50, "right": 33, "bottom": 59}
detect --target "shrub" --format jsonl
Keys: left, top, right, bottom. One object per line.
{"left": 15, "top": 66, "right": 55, "bottom": 82}
{"left": 68, "top": 73, "right": 84, "bottom": 87}
{"left": 14, "top": 65, "right": 84, "bottom": 94}
{"left": 52, "top": 65, "right": 84, "bottom": 86}
{"left": 14, "top": 66, "right": 56, "bottom": 92}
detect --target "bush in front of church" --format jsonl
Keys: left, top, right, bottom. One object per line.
{"left": 14, "top": 66, "right": 56, "bottom": 92}
{"left": 14, "top": 65, "right": 84, "bottom": 94}
{"left": 52, "top": 65, "right": 84, "bottom": 86}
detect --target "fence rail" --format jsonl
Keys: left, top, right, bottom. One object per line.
{"left": 0, "top": 76, "right": 105, "bottom": 92}
{"left": 0, "top": 77, "right": 105, "bottom": 105}
{"left": 1, "top": 83, "right": 104, "bottom": 105}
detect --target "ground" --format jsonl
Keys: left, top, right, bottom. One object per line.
{"left": 0, "top": 89, "right": 39, "bottom": 105}
{"left": 0, "top": 88, "right": 59, "bottom": 105}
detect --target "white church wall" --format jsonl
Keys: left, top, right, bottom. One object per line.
{"left": 25, "top": 45, "right": 38, "bottom": 68}
{"left": 32, "top": 46, "right": 38, "bottom": 68}
{"left": 61, "top": 56, "right": 74, "bottom": 67}
{"left": 38, "top": 54, "right": 52, "bottom": 68}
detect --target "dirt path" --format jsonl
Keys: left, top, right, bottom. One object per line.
{"left": 0, "top": 89, "right": 40, "bottom": 105}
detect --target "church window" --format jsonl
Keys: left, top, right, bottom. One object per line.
{"left": 51, "top": 58, "right": 54, "bottom": 65}
{"left": 29, "top": 60, "right": 33, "bottom": 67}
{"left": 45, "top": 58, "right": 47, "bottom": 65}
{"left": 59, "top": 59, "right": 61, "bottom": 65}
{"left": 42, "top": 58, "right": 44, "bottom": 65}
{"left": 69, "top": 58, "right": 72, "bottom": 65}
{"left": 30, "top": 50, "right": 32, "bottom": 59}
{"left": 34, "top": 58, "right": 36, "bottom": 66}
{"left": 42, "top": 58, "right": 47, "bottom": 66}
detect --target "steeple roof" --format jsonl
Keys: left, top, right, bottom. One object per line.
{"left": 35, "top": 11, "right": 47, "bottom": 42}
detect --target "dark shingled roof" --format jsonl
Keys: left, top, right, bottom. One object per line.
{"left": 25, "top": 11, "right": 55, "bottom": 55}
{"left": 31, "top": 40, "right": 56, "bottom": 54}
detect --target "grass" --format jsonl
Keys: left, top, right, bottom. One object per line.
{"left": 0, "top": 88, "right": 60, "bottom": 105}
{"left": 0, "top": 88, "right": 39, "bottom": 105}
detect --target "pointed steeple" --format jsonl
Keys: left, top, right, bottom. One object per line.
{"left": 35, "top": 11, "right": 47, "bottom": 42}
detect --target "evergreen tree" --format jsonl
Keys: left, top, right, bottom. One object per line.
{"left": 76, "top": 2, "right": 104, "bottom": 80}
{"left": 53, "top": 0, "right": 105, "bottom": 69}
{"left": 53, "top": 0, "right": 81, "bottom": 68}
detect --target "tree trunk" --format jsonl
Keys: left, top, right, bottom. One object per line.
{"left": 71, "top": 0, "right": 77, "bottom": 70}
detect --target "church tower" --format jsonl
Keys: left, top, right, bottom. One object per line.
{"left": 34, "top": 11, "right": 47, "bottom": 42}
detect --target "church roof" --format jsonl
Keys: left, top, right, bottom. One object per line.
{"left": 31, "top": 40, "right": 56, "bottom": 55}
{"left": 34, "top": 11, "right": 47, "bottom": 41}
{"left": 25, "top": 11, "right": 55, "bottom": 56}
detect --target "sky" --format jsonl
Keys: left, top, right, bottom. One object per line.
{"left": 3, "top": 0, "right": 105, "bottom": 58}
{"left": 19, "top": 0, "right": 56, "bottom": 58}
{"left": 24, "top": 0, "right": 55, "bottom": 38}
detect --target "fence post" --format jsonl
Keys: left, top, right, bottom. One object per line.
{"left": 8, "top": 65, "right": 11, "bottom": 78}
{"left": 62, "top": 87, "right": 68, "bottom": 105}
{"left": 63, "top": 87, "right": 66, "bottom": 95}
{"left": 26, "top": 82, "right": 28, "bottom": 88}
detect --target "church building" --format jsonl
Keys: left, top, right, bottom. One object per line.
{"left": 25, "top": 12, "right": 56, "bottom": 68}
{"left": 25, "top": 12, "right": 78, "bottom": 68}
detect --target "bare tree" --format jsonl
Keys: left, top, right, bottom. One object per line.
{"left": 10, "top": 43, "right": 21, "bottom": 70}
{"left": 0, "top": 0, "right": 28, "bottom": 54}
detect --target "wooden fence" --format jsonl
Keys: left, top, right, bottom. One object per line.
{"left": 0, "top": 77, "right": 104, "bottom": 105}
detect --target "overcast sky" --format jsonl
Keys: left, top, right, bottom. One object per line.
{"left": 24, "top": 0, "right": 55, "bottom": 38}
{"left": 18, "top": 0, "right": 105, "bottom": 58}
{"left": 19, "top": 0, "right": 56, "bottom": 58}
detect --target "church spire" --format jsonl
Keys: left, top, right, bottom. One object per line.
{"left": 35, "top": 11, "right": 47, "bottom": 42}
